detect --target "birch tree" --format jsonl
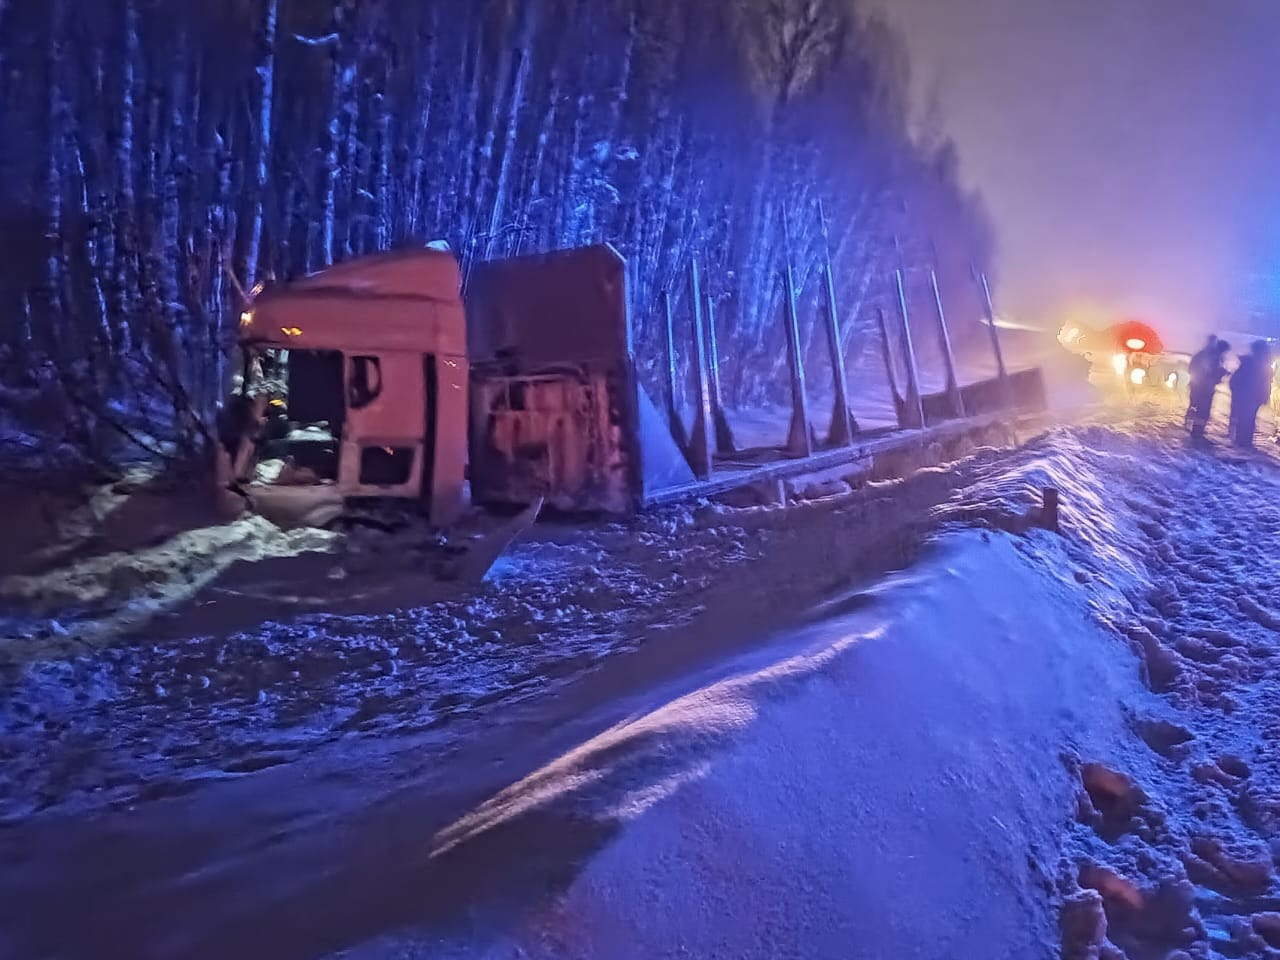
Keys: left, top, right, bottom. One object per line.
{"left": 245, "top": 0, "right": 279, "bottom": 284}
{"left": 0, "top": 0, "right": 998, "bottom": 466}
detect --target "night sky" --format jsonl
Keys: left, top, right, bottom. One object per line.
{"left": 872, "top": 0, "right": 1280, "bottom": 343}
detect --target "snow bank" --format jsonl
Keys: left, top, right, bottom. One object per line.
{"left": 939, "top": 414, "right": 1280, "bottom": 959}
{"left": 0, "top": 516, "right": 337, "bottom": 653}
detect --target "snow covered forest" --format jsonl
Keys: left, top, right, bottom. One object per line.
{"left": 0, "top": 0, "right": 993, "bottom": 467}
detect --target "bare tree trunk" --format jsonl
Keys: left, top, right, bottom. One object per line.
{"left": 275, "top": 176, "right": 297, "bottom": 273}
{"left": 113, "top": 0, "right": 140, "bottom": 350}
{"left": 483, "top": 0, "right": 536, "bottom": 260}
{"left": 0, "top": 0, "right": 11, "bottom": 97}
{"left": 245, "top": 0, "right": 278, "bottom": 284}
{"left": 375, "top": 91, "right": 392, "bottom": 249}
{"left": 160, "top": 81, "right": 184, "bottom": 331}
{"left": 69, "top": 132, "right": 109, "bottom": 345}
{"left": 523, "top": 0, "right": 583, "bottom": 247}
{"left": 204, "top": 94, "right": 236, "bottom": 410}
{"left": 45, "top": 2, "right": 65, "bottom": 344}
{"left": 522, "top": 86, "right": 559, "bottom": 248}
{"left": 341, "top": 13, "right": 363, "bottom": 258}
{"left": 743, "top": 128, "right": 776, "bottom": 356}
{"left": 561, "top": 86, "right": 589, "bottom": 243}
{"left": 43, "top": 0, "right": 102, "bottom": 454}
{"left": 137, "top": 89, "right": 163, "bottom": 325}
{"left": 456, "top": 11, "right": 485, "bottom": 249}
{"left": 407, "top": 46, "right": 435, "bottom": 237}
{"left": 468, "top": 4, "right": 517, "bottom": 267}
{"left": 595, "top": 2, "right": 636, "bottom": 243}
{"left": 322, "top": 3, "right": 357, "bottom": 265}
{"left": 645, "top": 119, "right": 683, "bottom": 301}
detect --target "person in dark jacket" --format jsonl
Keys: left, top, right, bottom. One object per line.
{"left": 1229, "top": 340, "right": 1273, "bottom": 448}
{"left": 1186, "top": 337, "right": 1230, "bottom": 439}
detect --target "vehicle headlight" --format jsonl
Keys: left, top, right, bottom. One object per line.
{"left": 1112, "top": 353, "right": 1128, "bottom": 376}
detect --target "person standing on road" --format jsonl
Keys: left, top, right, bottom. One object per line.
{"left": 1186, "top": 336, "right": 1230, "bottom": 439}
{"left": 1229, "top": 340, "right": 1273, "bottom": 448}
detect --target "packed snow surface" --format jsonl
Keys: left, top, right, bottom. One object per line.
{"left": 0, "top": 416, "right": 1018, "bottom": 822}
{"left": 406, "top": 532, "right": 1138, "bottom": 960}
{"left": 336, "top": 407, "right": 1280, "bottom": 960}
{"left": 7, "top": 396, "right": 1280, "bottom": 960}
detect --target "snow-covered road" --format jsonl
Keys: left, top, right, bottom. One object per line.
{"left": 402, "top": 532, "right": 1142, "bottom": 960}
{"left": 6, "top": 401, "right": 1280, "bottom": 959}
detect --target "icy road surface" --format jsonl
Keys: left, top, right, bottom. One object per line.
{"left": 6, "top": 403, "right": 1280, "bottom": 959}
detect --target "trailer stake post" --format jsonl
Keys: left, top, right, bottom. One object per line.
{"left": 818, "top": 201, "right": 855, "bottom": 447}
{"left": 704, "top": 292, "right": 737, "bottom": 455}
{"left": 978, "top": 270, "right": 1013, "bottom": 409}
{"left": 662, "top": 289, "right": 689, "bottom": 452}
{"left": 877, "top": 307, "right": 906, "bottom": 427}
{"left": 687, "top": 259, "right": 715, "bottom": 479}
{"left": 930, "top": 269, "right": 965, "bottom": 418}
{"left": 782, "top": 259, "right": 813, "bottom": 458}
{"left": 895, "top": 269, "right": 926, "bottom": 430}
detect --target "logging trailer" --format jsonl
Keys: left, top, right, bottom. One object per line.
{"left": 219, "top": 243, "right": 1047, "bottom": 530}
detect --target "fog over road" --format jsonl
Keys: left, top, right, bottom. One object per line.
{"left": 871, "top": 0, "right": 1280, "bottom": 336}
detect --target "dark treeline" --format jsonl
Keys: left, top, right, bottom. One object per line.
{"left": 0, "top": 0, "right": 993, "bottom": 466}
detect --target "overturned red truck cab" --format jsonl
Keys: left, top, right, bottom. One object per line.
{"left": 220, "top": 244, "right": 692, "bottom": 526}
{"left": 225, "top": 247, "right": 470, "bottom": 526}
